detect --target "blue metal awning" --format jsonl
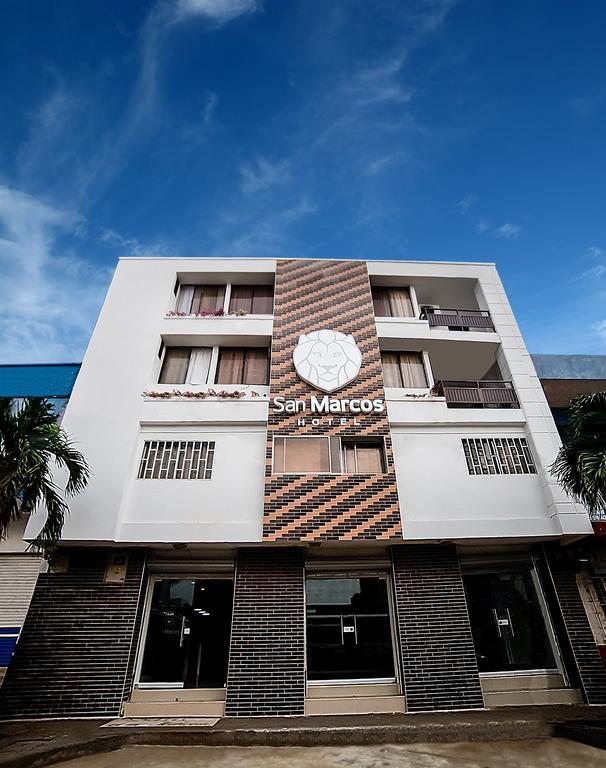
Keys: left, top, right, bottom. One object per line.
{"left": 0, "top": 364, "right": 81, "bottom": 398}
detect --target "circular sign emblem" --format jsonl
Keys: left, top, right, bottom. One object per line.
{"left": 292, "top": 329, "right": 362, "bottom": 393}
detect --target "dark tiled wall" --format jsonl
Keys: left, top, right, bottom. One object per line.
{"left": 0, "top": 548, "right": 146, "bottom": 718}
{"left": 225, "top": 548, "right": 305, "bottom": 716}
{"left": 391, "top": 544, "right": 484, "bottom": 712}
{"left": 264, "top": 259, "right": 402, "bottom": 542}
{"left": 542, "top": 546, "right": 606, "bottom": 703}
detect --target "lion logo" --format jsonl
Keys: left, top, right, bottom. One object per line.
{"left": 292, "top": 329, "right": 362, "bottom": 393}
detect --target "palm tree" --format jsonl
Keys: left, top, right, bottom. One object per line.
{"left": 552, "top": 390, "right": 606, "bottom": 519}
{"left": 0, "top": 397, "right": 89, "bottom": 549}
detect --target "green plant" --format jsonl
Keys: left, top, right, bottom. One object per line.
{"left": 551, "top": 390, "right": 606, "bottom": 518}
{"left": 0, "top": 398, "right": 89, "bottom": 549}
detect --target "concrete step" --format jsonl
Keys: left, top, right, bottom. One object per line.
{"left": 131, "top": 688, "right": 225, "bottom": 702}
{"left": 308, "top": 683, "right": 400, "bottom": 699}
{"left": 480, "top": 674, "right": 566, "bottom": 693}
{"left": 123, "top": 700, "right": 225, "bottom": 717}
{"left": 305, "top": 695, "right": 406, "bottom": 715}
{"left": 483, "top": 688, "right": 582, "bottom": 707}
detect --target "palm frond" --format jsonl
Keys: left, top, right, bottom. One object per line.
{"left": 551, "top": 390, "right": 606, "bottom": 516}
{"left": 0, "top": 397, "right": 89, "bottom": 549}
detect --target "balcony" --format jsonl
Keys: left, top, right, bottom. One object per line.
{"left": 433, "top": 380, "right": 519, "bottom": 409}
{"left": 420, "top": 307, "right": 495, "bottom": 332}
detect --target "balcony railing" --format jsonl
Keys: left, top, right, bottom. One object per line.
{"left": 432, "top": 380, "right": 519, "bottom": 409}
{"left": 419, "top": 306, "right": 495, "bottom": 332}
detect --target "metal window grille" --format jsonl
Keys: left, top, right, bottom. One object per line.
{"left": 462, "top": 437, "right": 536, "bottom": 476}
{"left": 138, "top": 440, "right": 215, "bottom": 480}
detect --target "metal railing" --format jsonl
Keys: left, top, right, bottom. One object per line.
{"left": 419, "top": 306, "right": 495, "bottom": 331}
{"left": 432, "top": 380, "right": 519, "bottom": 409}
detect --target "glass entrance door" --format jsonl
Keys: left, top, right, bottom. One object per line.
{"left": 139, "top": 578, "right": 233, "bottom": 688}
{"left": 463, "top": 566, "right": 558, "bottom": 673}
{"left": 306, "top": 575, "right": 396, "bottom": 681}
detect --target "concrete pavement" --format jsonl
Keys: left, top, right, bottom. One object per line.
{"left": 2, "top": 706, "right": 606, "bottom": 768}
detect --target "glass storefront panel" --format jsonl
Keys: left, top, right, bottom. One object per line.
{"left": 140, "top": 578, "right": 233, "bottom": 688}
{"left": 306, "top": 576, "right": 395, "bottom": 681}
{"left": 463, "top": 565, "right": 558, "bottom": 673}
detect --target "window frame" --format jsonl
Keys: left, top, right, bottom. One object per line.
{"left": 137, "top": 439, "right": 216, "bottom": 480}
{"left": 371, "top": 286, "right": 419, "bottom": 318}
{"left": 228, "top": 284, "right": 274, "bottom": 315}
{"left": 272, "top": 435, "right": 387, "bottom": 475}
{"left": 381, "top": 350, "right": 432, "bottom": 389}
{"left": 215, "top": 346, "right": 270, "bottom": 386}
{"left": 461, "top": 437, "right": 537, "bottom": 476}
{"left": 341, "top": 438, "right": 387, "bottom": 474}
{"left": 158, "top": 346, "right": 213, "bottom": 385}
{"left": 173, "top": 281, "right": 274, "bottom": 316}
{"left": 158, "top": 344, "right": 270, "bottom": 387}
{"left": 175, "top": 284, "right": 227, "bottom": 315}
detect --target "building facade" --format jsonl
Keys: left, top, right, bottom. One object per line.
{"left": 0, "top": 363, "right": 80, "bottom": 684}
{"left": 1, "top": 258, "right": 605, "bottom": 719}
{"left": 533, "top": 354, "right": 606, "bottom": 669}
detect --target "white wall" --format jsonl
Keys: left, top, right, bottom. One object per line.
{"left": 117, "top": 427, "right": 265, "bottom": 543}
{"left": 23, "top": 257, "right": 591, "bottom": 546}
{"left": 392, "top": 427, "right": 562, "bottom": 541}
{"left": 25, "top": 258, "right": 275, "bottom": 545}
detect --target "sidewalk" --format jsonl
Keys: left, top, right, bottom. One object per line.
{"left": 2, "top": 705, "right": 606, "bottom": 768}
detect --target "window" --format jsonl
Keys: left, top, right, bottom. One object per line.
{"left": 138, "top": 440, "right": 215, "bottom": 479}
{"left": 341, "top": 439, "right": 386, "bottom": 473}
{"left": 372, "top": 287, "right": 413, "bottom": 318}
{"left": 381, "top": 351, "right": 428, "bottom": 388}
{"left": 463, "top": 565, "right": 557, "bottom": 673}
{"left": 216, "top": 348, "right": 269, "bottom": 385}
{"left": 176, "top": 284, "right": 225, "bottom": 314}
{"left": 274, "top": 437, "right": 341, "bottom": 473}
{"left": 462, "top": 438, "right": 537, "bottom": 475}
{"left": 159, "top": 348, "right": 212, "bottom": 385}
{"left": 273, "top": 436, "right": 385, "bottom": 474}
{"left": 229, "top": 285, "right": 274, "bottom": 315}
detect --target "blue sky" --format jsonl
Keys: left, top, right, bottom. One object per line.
{"left": 1, "top": 0, "right": 605, "bottom": 362}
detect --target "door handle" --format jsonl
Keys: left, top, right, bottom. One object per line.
{"left": 492, "top": 608, "right": 514, "bottom": 637}
{"left": 179, "top": 616, "right": 188, "bottom": 647}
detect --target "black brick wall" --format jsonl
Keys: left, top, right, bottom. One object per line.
{"left": 225, "top": 547, "right": 305, "bottom": 716}
{"left": 391, "top": 544, "right": 484, "bottom": 712}
{"left": 0, "top": 547, "right": 147, "bottom": 719}
{"left": 542, "top": 544, "right": 606, "bottom": 704}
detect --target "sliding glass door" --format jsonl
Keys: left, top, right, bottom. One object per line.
{"left": 306, "top": 575, "right": 396, "bottom": 682}
{"left": 463, "top": 565, "right": 559, "bottom": 673}
{"left": 139, "top": 578, "right": 233, "bottom": 688}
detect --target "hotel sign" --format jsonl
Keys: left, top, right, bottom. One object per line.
{"left": 271, "top": 328, "right": 384, "bottom": 422}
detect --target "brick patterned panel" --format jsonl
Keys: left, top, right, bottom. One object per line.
{"left": 391, "top": 544, "right": 484, "bottom": 712}
{"left": 225, "top": 548, "right": 305, "bottom": 716}
{"left": 0, "top": 548, "right": 147, "bottom": 719}
{"left": 264, "top": 259, "right": 402, "bottom": 541}
{"left": 542, "top": 546, "right": 606, "bottom": 704}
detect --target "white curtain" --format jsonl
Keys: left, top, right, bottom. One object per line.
{"left": 389, "top": 288, "right": 413, "bottom": 318}
{"left": 176, "top": 285, "right": 194, "bottom": 313}
{"left": 398, "top": 352, "right": 427, "bottom": 387}
{"left": 187, "top": 348, "right": 212, "bottom": 385}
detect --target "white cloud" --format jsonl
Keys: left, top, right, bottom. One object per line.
{"left": 456, "top": 194, "right": 476, "bottom": 214}
{"left": 457, "top": 196, "right": 521, "bottom": 240}
{"left": 594, "top": 319, "right": 606, "bottom": 342}
{"left": 582, "top": 245, "right": 606, "bottom": 279}
{"left": 213, "top": 197, "right": 317, "bottom": 256}
{"left": 495, "top": 223, "right": 521, "bottom": 239}
{"left": 240, "top": 157, "right": 292, "bottom": 196}
{"left": 174, "top": 0, "right": 260, "bottom": 24}
{"left": 364, "top": 151, "right": 407, "bottom": 176}
{"left": 0, "top": 186, "right": 111, "bottom": 363}
{"left": 100, "top": 228, "right": 175, "bottom": 256}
